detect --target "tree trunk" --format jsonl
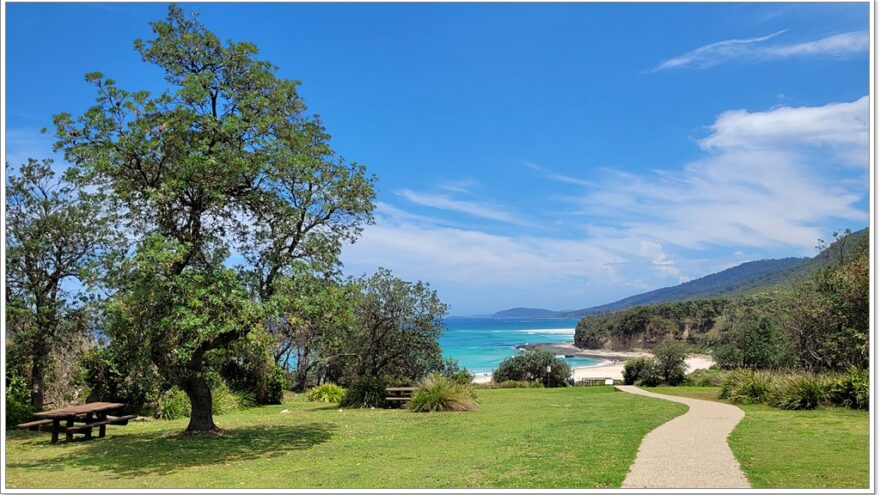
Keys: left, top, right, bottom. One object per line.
{"left": 29, "top": 352, "right": 47, "bottom": 410}
{"left": 181, "top": 375, "right": 218, "bottom": 432}
{"left": 292, "top": 347, "right": 311, "bottom": 392}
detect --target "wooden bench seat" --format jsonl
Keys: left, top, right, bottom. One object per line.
{"left": 66, "top": 415, "right": 138, "bottom": 433}
{"left": 17, "top": 419, "right": 54, "bottom": 431}
{"left": 385, "top": 397, "right": 411, "bottom": 402}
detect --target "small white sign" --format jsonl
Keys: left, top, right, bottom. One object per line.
{"left": 604, "top": 378, "right": 614, "bottom": 385}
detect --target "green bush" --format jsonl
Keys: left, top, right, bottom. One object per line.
{"left": 772, "top": 373, "right": 832, "bottom": 410}
{"left": 720, "top": 369, "right": 777, "bottom": 404}
{"left": 684, "top": 368, "right": 727, "bottom": 387}
{"left": 652, "top": 341, "right": 688, "bottom": 386}
{"left": 157, "top": 387, "right": 191, "bottom": 420}
{"left": 305, "top": 383, "right": 346, "bottom": 403}
{"left": 5, "top": 374, "right": 35, "bottom": 428}
{"left": 474, "top": 380, "right": 545, "bottom": 389}
{"left": 408, "top": 374, "right": 478, "bottom": 412}
{"left": 492, "top": 350, "right": 571, "bottom": 387}
{"left": 435, "top": 358, "right": 474, "bottom": 384}
{"left": 264, "top": 364, "right": 287, "bottom": 405}
{"left": 340, "top": 377, "right": 387, "bottom": 408}
{"left": 830, "top": 368, "right": 869, "bottom": 409}
{"left": 622, "top": 357, "right": 657, "bottom": 385}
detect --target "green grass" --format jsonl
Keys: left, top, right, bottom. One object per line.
{"left": 5, "top": 387, "right": 685, "bottom": 489}
{"left": 643, "top": 386, "right": 869, "bottom": 489}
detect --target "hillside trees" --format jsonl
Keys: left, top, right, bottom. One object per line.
{"left": 53, "top": 5, "right": 375, "bottom": 431}
{"left": 5, "top": 159, "right": 122, "bottom": 408}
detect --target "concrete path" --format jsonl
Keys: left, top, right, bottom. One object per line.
{"left": 616, "top": 385, "right": 751, "bottom": 489}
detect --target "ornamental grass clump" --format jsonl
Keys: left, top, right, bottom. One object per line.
{"left": 720, "top": 369, "right": 777, "bottom": 404}
{"left": 830, "top": 368, "right": 869, "bottom": 410}
{"left": 771, "top": 373, "right": 833, "bottom": 410}
{"left": 408, "top": 374, "right": 478, "bottom": 412}
{"left": 305, "top": 383, "right": 346, "bottom": 403}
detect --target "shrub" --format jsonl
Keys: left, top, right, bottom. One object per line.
{"left": 720, "top": 369, "right": 776, "bottom": 404}
{"left": 772, "top": 373, "right": 832, "bottom": 410}
{"left": 5, "top": 374, "right": 35, "bottom": 428}
{"left": 340, "top": 377, "right": 387, "bottom": 408}
{"left": 684, "top": 368, "right": 727, "bottom": 387}
{"left": 492, "top": 350, "right": 571, "bottom": 387}
{"left": 473, "top": 380, "right": 545, "bottom": 389}
{"left": 264, "top": 364, "right": 288, "bottom": 405}
{"left": 652, "top": 341, "right": 688, "bottom": 386}
{"left": 408, "top": 374, "right": 478, "bottom": 412}
{"left": 622, "top": 357, "right": 657, "bottom": 385}
{"left": 435, "top": 358, "right": 474, "bottom": 384}
{"left": 305, "top": 383, "right": 346, "bottom": 403}
{"left": 830, "top": 368, "right": 869, "bottom": 409}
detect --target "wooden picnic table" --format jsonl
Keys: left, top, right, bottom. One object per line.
{"left": 385, "top": 387, "right": 416, "bottom": 407}
{"left": 22, "top": 402, "right": 135, "bottom": 443}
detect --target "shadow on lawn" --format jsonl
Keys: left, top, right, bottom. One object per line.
{"left": 8, "top": 422, "right": 334, "bottom": 477}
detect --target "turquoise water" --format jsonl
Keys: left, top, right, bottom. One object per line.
{"left": 439, "top": 317, "right": 603, "bottom": 374}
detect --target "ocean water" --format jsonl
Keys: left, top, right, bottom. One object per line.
{"left": 439, "top": 317, "right": 603, "bottom": 374}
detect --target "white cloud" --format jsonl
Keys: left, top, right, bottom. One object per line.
{"left": 700, "top": 96, "right": 868, "bottom": 166}
{"left": 397, "top": 189, "right": 528, "bottom": 225}
{"left": 567, "top": 97, "right": 868, "bottom": 252}
{"left": 651, "top": 31, "right": 867, "bottom": 72}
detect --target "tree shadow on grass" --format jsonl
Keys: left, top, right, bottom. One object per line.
{"left": 7, "top": 422, "right": 334, "bottom": 478}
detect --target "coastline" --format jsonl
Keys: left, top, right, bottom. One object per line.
{"left": 472, "top": 342, "right": 715, "bottom": 383}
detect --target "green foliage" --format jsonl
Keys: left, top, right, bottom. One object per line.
{"left": 79, "top": 347, "right": 160, "bottom": 415}
{"left": 340, "top": 377, "right": 387, "bottom": 408}
{"left": 52, "top": 4, "right": 376, "bottom": 431}
{"left": 473, "top": 380, "right": 546, "bottom": 389}
{"left": 684, "top": 368, "right": 726, "bottom": 387}
{"left": 213, "top": 327, "right": 287, "bottom": 405}
{"left": 305, "top": 383, "right": 346, "bottom": 403}
{"left": 157, "top": 387, "right": 192, "bottom": 420}
{"left": 492, "top": 350, "right": 571, "bottom": 387}
{"left": 652, "top": 341, "right": 688, "bottom": 386}
{"left": 830, "top": 368, "right": 869, "bottom": 410}
{"left": 771, "top": 374, "right": 832, "bottom": 410}
{"left": 408, "top": 374, "right": 478, "bottom": 412}
{"left": 5, "top": 373, "right": 35, "bottom": 428}
{"left": 720, "top": 369, "right": 777, "bottom": 404}
{"left": 434, "top": 358, "right": 473, "bottom": 384}
{"left": 327, "top": 269, "right": 448, "bottom": 387}
{"left": 6, "top": 158, "right": 122, "bottom": 408}
{"left": 622, "top": 357, "right": 657, "bottom": 386}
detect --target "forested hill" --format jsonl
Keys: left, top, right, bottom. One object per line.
{"left": 492, "top": 307, "right": 562, "bottom": 318}
{"left": 494, "top": 228, "right": 869, "bottom": 319}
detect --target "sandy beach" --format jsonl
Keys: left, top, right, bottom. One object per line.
{"left": 472, "top": 342, "right": 715, "bottom": 383}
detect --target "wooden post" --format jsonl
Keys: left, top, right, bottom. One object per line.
{"left": 65, "top": 418, "right": 74, "bottom": 442}
{"left": 51, "top": 419, "right": 60, "bottom": 444}
{"left": 84, "top": 413, "right": 93, "bottom": 440}
{"left": 98, "top": 413, "right": 107, "bottom": 438}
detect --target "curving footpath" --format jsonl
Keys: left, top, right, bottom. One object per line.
{"left": 616, "top": 385, "right": 751, "bottom": 489}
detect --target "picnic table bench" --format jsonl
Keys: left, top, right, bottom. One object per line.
{"left": 385, "top": 387, "right": 416, "bottom": 407}
{"left": 18, "top": 402, "right": 136, "bottom": 443}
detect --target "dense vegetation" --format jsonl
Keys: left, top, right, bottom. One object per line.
{"left": 577, "top": 229, "right": 868, "bottom": 375}
{"left": 4, "top": 5, "right": 459, "bottom": 432}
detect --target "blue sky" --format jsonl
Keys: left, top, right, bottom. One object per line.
{"left": 5, "top": 2, "right": 870, "bottom": 315}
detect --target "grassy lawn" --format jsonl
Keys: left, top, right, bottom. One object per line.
{"left": 643, "top": 386, "right": 870, "bottom": 489}
{"left": 5, "top": 387, "right": 685, "bottom": 489}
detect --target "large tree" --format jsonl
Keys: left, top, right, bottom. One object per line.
{"left": 330, "top": 268, "right": 448, "bottom": 386}
{"left": 54, "top": 5, "right": 374, "bottom": 432}
{"left": 5, "top": 159, "right": 120, "bottom": 408}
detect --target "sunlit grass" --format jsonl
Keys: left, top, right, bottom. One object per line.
{"left": 5, "top": 387, "right": 685, "bottom": 489}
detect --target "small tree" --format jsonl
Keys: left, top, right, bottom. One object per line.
{"left": 330, "top": 268, "right": 447, "bottom": 387}
{"left": 652, "top": 341, "right": 688, "bottom": 386}
{"left": 622, "top": 357, "right": 657, "bottom": 385}
{"left": 5, "top": 159, "right": 120, "bottom": 408}
{"left": 493, "top": 350, "right": 571, "bottom": 387}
